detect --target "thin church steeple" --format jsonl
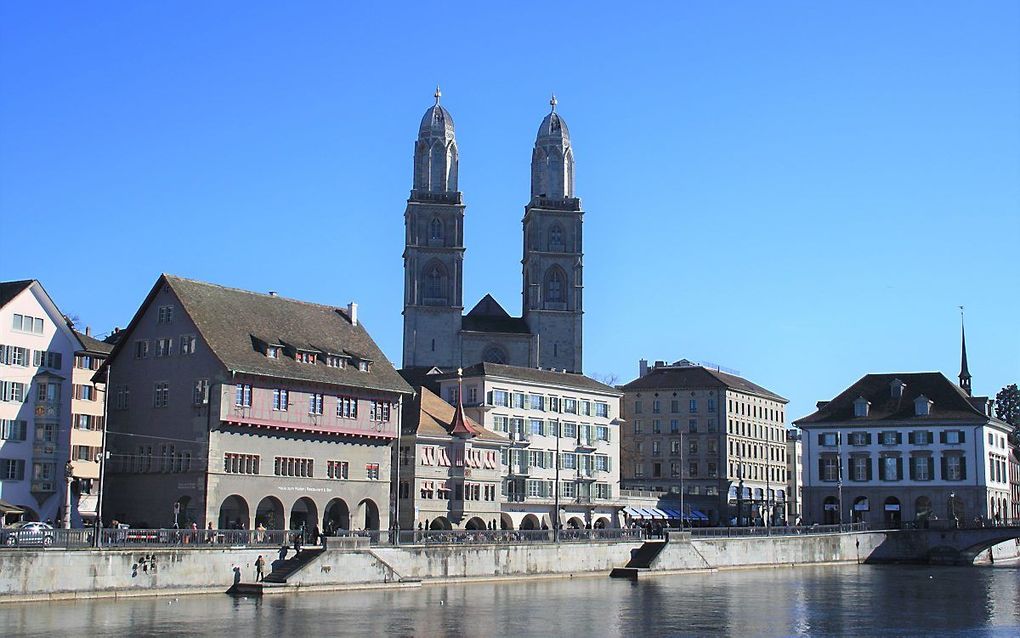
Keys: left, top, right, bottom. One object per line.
{"left": 959, "top": 306, "right": 972, "bottom": 396}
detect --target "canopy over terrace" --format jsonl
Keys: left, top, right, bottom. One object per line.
{"left": 624, "top": 506, "right": 708, "bottom": 523}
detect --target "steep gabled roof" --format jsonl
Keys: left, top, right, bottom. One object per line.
{"left": 622, "top": 365, "right": 787, "bottom": 403}
{"left": 0, "top": 280, "right": 34, "bottom": 309}
{"left": 461, "top": 294, "right": 531, "bottom": 334}
{"left": 403, "top": 386, "right": 507, "bottom": 443}
{"left": 74, "top": 329, "right": 114, "bottom": 355}
{"left": 795, "top": 372, "right": 994, "bottom": 425}
{"left": 106, "top": 274, "right": 412, "bottom": 396}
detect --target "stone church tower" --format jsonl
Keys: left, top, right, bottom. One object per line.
{"left": 402, "top": 88, "right": 465, "bottom": 369}
{"left": 522, "top": 96, "right": 583, "bottom": 373}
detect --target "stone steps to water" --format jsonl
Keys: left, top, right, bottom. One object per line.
{"left": 262, "top": 548, "right": 325, "bottom": 584}
{"left": 624, "top": 540, "right": 667, "bottom": 568}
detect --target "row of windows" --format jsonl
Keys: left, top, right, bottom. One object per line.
{"left": 818, "top": 430, "right": 967, "bottom": 447}
{"left": 134, "top": 335, "right": 197, "bottom": 359}
{"left": 266, "top": 345, "right": 370, "bottom": 371}
{"left": 74, "top": 354, "right": 104, "bottom": 370}
{"left": 505, "top": 479, "right": 612, "bottom": 500}
{"left": 634, "top": 398, "right": 717, "bottom": 415}
{"left": 729, "top": 462, "right": 787, "bottom": 483}
{"left": 641, "top": 438, "right": 720, "bottom": 456}
{"left": 0, "top": 381, "right": 26, "bottom": 402}
{"left": 0, "top": 345, "right": 61, "bottom": 370}
{"left": 727, "top": 419, "right": 785, "bottom": 442}
{"left": 11, "top": 313, "right": 45, "bottom": 335}
{"left": 118, "top": 446, "right": 193, "bottom": 474}
{"left": 819, "top": 454, "right": 967, "bottom": 482}
{"left": 634, "top": 419, "right": 718, "bottom": 435}
{"left": 637, "top": 461, "right": 721, "bottom": 480}
{"left": 72, "top": 384, "right": 97, "bottom": 401}
{"left": 491, "top": 416, "right": 611, "bottom": 442}
{"left": 224, "top": 453, "right": 260, "bottom": 474}
{"left": 727, "top": 398, "right": 784, "bottom": 423}
{"left": 235, "top": 384, "right": 392, "bottom": 422}
{"left": 71, "top": 445, "right": 102, "bottom": 462}
{"left": 73, "top": 414, "right": 105, "bottom": 431}
{"left": 486, "top": 390, "right": 610, "bottom": 418}
{"left": 413, "top": 481, "right": 497, "bottom": 502}
{"left": 0, "top": 419, "right": 27, "bottom": 441}
{"left": 501, "top": 449, "right": 612, "bottom": 472}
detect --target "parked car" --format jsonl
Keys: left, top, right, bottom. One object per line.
{"left": 2, "top": 521, "right": 55, "bottom": 547}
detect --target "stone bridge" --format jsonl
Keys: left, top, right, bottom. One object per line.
{"left": 869, "top": 525, "right": 1020, "bottom": 565}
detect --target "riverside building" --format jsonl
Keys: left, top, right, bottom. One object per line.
{"left": 102, "top": 275, "right": 413, "bottom": 532}
{"left": 68, "top": 327, "right": 112, "bottom": 525}
{"left": 620, "top": 359, "right": 790, "bottom": 526}
{"left": 0, "top": 280, "right": 80, "bottom": 526}
{"left": 396, "top": 384, "right": 509, "bottom": 531}
{"left": 433, "top": 363, "right": 623, "bottom": 530}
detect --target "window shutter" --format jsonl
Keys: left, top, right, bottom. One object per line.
{"left": 818, "top": 458, "right": 825, "bottom": 479}
{"left": 958, "top": 431, "right": 965, "bottom": 443}
{"left": 864, "top": 433, "right": 872, "bottom": 445}
{"left": 878, "top": 459, "right": 886, "bottom": 481}
{"left": 959, "top": 456, "right": 967, "bottom": 479}
{"left": 939, "top": 431, "right": 947, "bottom": 444}
{"left": 818, "top": 433, "right": 824, "bottom": 445}
{"left": 866, "top": 458, "right": 873, "bottom": 481}
{"left": 909, "top": 459, "right": 916, "bottom": 480}
{"left": 927, "top": 457, "right": 934, "bottom": 481}
{"left": 926, "top": 431, "right": 933, "bottom": 444}
{"left": 895, "top": 457, "right": 903, "bottom": 481}
{"left": 940, "top": 456, "right": 948, "bottom": 480}
{"left": 895, "top": 432, "right": 902, "bottom": 444}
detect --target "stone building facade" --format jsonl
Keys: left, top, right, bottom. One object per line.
{"left": 433, "top": 363, "right": 622, "bottom": 530}
{"left": 102, "top": 275, "right": 413, "bottom": 533}
{"left": 621, "top": 359, "right": 790, "bottom": 526}
{"left": 68, "top": 328, "right": 112, "bottom": 525}
{"left": 402, "top": 92, "right": 583, "bottom": 374}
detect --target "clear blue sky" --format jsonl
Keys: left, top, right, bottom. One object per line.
{"left": 2, "top": 2, "right": 1018, "bottom": 421}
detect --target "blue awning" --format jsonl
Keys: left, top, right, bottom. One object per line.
{"left": 623, "top": 506, "right": 647, "bottom": 519}
{"left": 661, "top": 508, "right": 683, "bottom": 519}
{"left": 691, "top": 509, "right": 709, "bottom": 521}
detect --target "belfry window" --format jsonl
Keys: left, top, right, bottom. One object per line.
{"left": 548, "top": 224, "right": 564, "bottom": 252}
{"left": 430, "top": 218, "right": 443, "bottom": 242}
{"left": 545, "top": 268, "right": 564, "bottom": 303}
{"left": 426, "top": 266, "right": 445, "bottom": 301}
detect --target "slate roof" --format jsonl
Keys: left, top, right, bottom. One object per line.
{"left": 402, "top": 386, "right": 507, "bottom": 443}
{"left": 622, "top": 365, "right": 788, "bottom": 403}
{"left": 0, "top": 280, "right": 33, "bottom": 309}
{"left": 795, "top": 372, "right": 994, "bottom": 425}
{"left": 461, "top": 294, "right": 531, "bottom": 334}
{"left": 446, "top": 362, "right": 622, "bottom": 396}
{"left": 74, "top": 330, "right": 114, "bottom": 355}
{"left": 110, "top": 275, "right": 412, "bottom": 396}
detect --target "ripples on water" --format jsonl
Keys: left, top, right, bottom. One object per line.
{"left": 1, "top": 564, "right": 1017, "bottom": 637}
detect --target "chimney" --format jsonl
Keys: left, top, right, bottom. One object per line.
{"left": 639, "top": 359, "right": 648, "bottom": 378}
{"left": 348, "top": 302, "right": 358, "bottom": 327}
{"left": 654, "top": 360, "right": 666, "bottom": 369}
{"left": 268, "top": 291, "right": 278, "bottom": 297}
{"left": 85, "top": 326, "right": 91, "bottom": 337}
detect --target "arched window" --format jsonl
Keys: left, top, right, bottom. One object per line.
{"left": 544, "top": 267, "right": 565, "bottom": 304}
{"left": 548, "top": 224, "right": 564, "bottom": 252}
{"left": 482, "top": 346, "right": 507, "bottom": 364}
{"left": 430, "top": 218, "right": 443, "bottom": 242}
{"left": 422, "top": 261, "right": 448, "bottom": 304}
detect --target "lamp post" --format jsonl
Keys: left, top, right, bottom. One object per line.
{"left": 679, "top": 428, "right": 685, "bottom": 530}
{"left": 62, "top": 461, "right": 74, "bottom": 530}
{"left": 949, "top": 492, "right": 957, "bottom": 528}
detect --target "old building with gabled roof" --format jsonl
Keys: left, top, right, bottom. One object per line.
{"left": 101, "top": 274, "right": 413, "bottom": 533}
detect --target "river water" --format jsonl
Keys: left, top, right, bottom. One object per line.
{"left": 1, "top": 564, "right": 1017, "bottom": 637}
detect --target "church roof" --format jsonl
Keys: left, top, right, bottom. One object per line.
{"left": 462, "top": 295, "right": 531, "bottom": 334}
{"left": 419, "top": 104, "right": 455, "bottom": 141}
{"left": 537, "top": 103, "right": 570, "bottom": 144}
{"left": 794, "top": 372, "right": 994, "bottom": 425}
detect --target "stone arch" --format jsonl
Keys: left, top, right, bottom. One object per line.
{"left": 915, "top": 496, "right": 933, "bottom": 522}
{"left": 255, "top": 496, "right": 285, "bottom": 530}
{"left": 566, "top": 516, "right": 584, "bottom": 529}
{"left": 465, "top": 517, "right": 487, "bottom": 530}
{"left": 883, "top": 496, "right": 902, "bottom": 526}
{"left": 482, "top": 344, "right": 508, "bottom": 364}
{"left": 822, "top": 496, "right": 839, "bottom": 525}
{"left": 543, "top": 266, "right": 567, "bottom": 305}
{"left": 358, "top": 498, "right": 380, "bottom": 531}
{"left": 593, "top": 516, "right": 610, "bottom": 529}
{"left": 429, "top": 516, "right": 451, "bottom": 530}
{"left": 851, "top": 496, "right": 869, "bottom": 523}
{"left": 500, "top": 513, "right": 514, "bottom": 530}
{"left": 947, "top": 494, "right": 965, "bottom": 523}
{"left": 520, "top": 514, "right": 541, "bottom": 530}
{"left": 421, "top": 259, "right": 449, "bottom": 304}
{"left": 218, "top": 495, "right": 250, "bottom": 530}
{"left": 290, "top": 497, "right": 318, "bottom": 532}
{"left": 323, "top": 498, "right": 350, "bottom": 533}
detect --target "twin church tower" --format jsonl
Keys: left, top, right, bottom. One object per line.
{"left": 402, "top": 90, "right": 584, "bottom": 374}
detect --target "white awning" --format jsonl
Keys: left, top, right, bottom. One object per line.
{"left": 78, "top": 494, "right": 99, "bottom": 518}
{"left": 646, "top": 508, "right": 669, "bottom": 520}
{"left": 623, "top": 506, "right": 647, "bottom": 519}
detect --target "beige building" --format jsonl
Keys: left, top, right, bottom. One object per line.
{"left": 621, "top": 359, "right": 790, "bottom": 526}
{"left": 396, "top": 385, "right": 508, "bottom": 531}
{"left": 69, "top": 328, "right": 112, "bottom": 524}
{"left": 786, "top": 429, "right": 803, "bottom": 523}
{"left": 432, "top": 363, "right": 623, "bottom": 530}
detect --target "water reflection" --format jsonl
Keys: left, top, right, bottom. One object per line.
{"left": 0, "top": 565, "right": 1016, "bottom": 637}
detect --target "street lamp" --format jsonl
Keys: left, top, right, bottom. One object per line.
{"left": 949, "top": 492, "right": 957, "bottom": 527}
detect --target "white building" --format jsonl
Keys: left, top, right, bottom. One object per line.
{"left": 796, "top": 370, "right": 1013, "bottom": 526}
{"left": 433, "top": 363, "right": 623, "bottom": 530}
{"left": 1, "top": 280, "right": 81, "bottom": 525}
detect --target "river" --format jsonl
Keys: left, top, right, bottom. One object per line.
{"left": 1, "top": 564, "right": 1017, "bottom": 637}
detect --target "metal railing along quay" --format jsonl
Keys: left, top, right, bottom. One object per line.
{"left": 686, "top": 522, "right": 869, "bottom": 538}
{"left": 0, "top": 527, "right": 293, "bottom": 550}
{"left": 395, "top": 527, "right": 644, "bottom": 546}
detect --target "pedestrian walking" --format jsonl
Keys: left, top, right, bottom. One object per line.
{"left": 255, "top": 554, "right": 266, "bottom": 582}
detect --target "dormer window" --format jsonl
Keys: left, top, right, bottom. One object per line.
{"left": 890, "top": 379, "right": 905, "bottom": 398}
{"left": 267, "top": 346, "right": 280, "bottom": 359}
{"left": 358, "top": 360, "right": 369, "bottom": 372}
{"left": 296, "top": 351, "right": 317, "bottom": 364}
{"left": 853, "top": 397, "right": 870, "bottom": 418}
{"left": 914, "top": 395, "right": 933, "bottom": 416}
{"left": 326, "top": 355, "right": 345, "bottom": 368}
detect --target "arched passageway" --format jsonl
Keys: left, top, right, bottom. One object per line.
{"left": 323, "top": 498, "right": 350, "bottom": 534}
{"left": 218, "top": 495, "right": 249, "bottom": 529}
{"left": 358, "top": 499, "right": 380, "bottom": 530}
{"left": 465, "top": 517, "right": 487, "bottom": 530}
{"left": 520, "top": 514, "right": 540, "bottom": 530}
{"left": 290, "top": 497, "right": 318, "bottom": 533}
{"left": 430, "top": 517, "right": 451, "bottom": 530}
{"left": 255, "top": 496, "right": 285, "bottom": 530}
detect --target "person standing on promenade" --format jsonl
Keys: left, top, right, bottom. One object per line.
{"left": 255, "top": 555, "right": 266, "bottom": 582}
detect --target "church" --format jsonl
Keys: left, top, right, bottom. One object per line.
{"left": 402, "top": 90, "right": 584, "bottom": 374}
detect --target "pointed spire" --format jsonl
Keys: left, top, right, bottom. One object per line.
{"left": 434, "top": 84, "right": 442, "bottom": 105}
{"left": 550, "top": 93, "right": 557, "bottom": 112}
{"left": 449, "top": 367, "right": 475, "bottom": 437}
{"left": 959, "top": 306, "right": 972, "bottom": 396}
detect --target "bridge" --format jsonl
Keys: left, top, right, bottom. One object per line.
{"left": 869, "top": 522, "right": 1020, "bottom": 565}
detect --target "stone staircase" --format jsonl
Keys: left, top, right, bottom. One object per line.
{"left": 263, "top": 547, "right": 325, "bottom": 583}
{"left": 610, "top": 539, "right": 667, "bottom": 579}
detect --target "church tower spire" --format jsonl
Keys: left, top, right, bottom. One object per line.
{"left": 522, "top": 96, "right": 583, "bottom": 373}
{"left": 959, "top": 306, "right": 972, "bottom": 396}
{"left": 402, "top": 90, "right": 466, "bottom": 369}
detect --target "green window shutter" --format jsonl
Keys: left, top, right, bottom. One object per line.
{"left": 959, "top": 431, "right": 966, "bottom": 443}
{"left": 864, "top": 433, "right": 872, "bottom": 445}
{"left": 960, "top": 456, "right": 967, "bottom": 480}
{"left": 941, "top": 456, "right": 948, "bottom": 480}
{"left": 895, "top": 457, "right": 903, "bottom": 480}
{"left": 908, "top": 432, "right": 915, "bottom": 445}
{"left": 866, "top": 458, "right": 873, "bottom": 481}
{"left": 895, "top": 432, "right": 903, "bottom": 444}
{"left": 939, "top": 431, "right": 947, "bottom": 444}
{"left": 926, "top": 431, "right": 933, "bottom": 444}
{"left": 909, "top": 460, "right": 916, "bottom": 480}
{"left": 817, "top": 433, "right": 824, "bottom": 445}
{"left": 878, "top": 459, "right": 886, "bottom": 481}
{"left": 927, "top": 457, "right": 934, "bottom": 481}
{"left": 818, "top": 458, "right": 825, "bottom": 479}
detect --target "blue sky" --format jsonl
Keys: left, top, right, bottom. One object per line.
{"left": 2, "top": 2, "right": 1017, "bottom": 421}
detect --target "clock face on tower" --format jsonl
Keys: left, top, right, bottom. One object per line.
{"left": 35, "top": 406, "right": 46, "bottom": 416}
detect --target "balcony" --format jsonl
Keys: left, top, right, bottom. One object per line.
{"left": 510, "top": 431, "right": 531, "bottom": 447}
{"left": 508, "top": 464, "right": 530, "bottom": 477}
{"left": 575, "top": 468, "right": 597, "bottom": 482}
{"left": 410, "top": 190, "right": 462, "bottom": 205}
{"left": 576, "top": 436, "right": 597, "bottom": 451}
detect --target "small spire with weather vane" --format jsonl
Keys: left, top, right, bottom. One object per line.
{"left": 434, "top": 85, "right": 442, "bottom": 105}
{"left": 550, "top": 93, "right": 557, "bottom": 112}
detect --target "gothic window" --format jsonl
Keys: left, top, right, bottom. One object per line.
{"left": 483, "top": 346, "right": 508, "bottom": 364}
{"left": 430, "top": 217, "right": 443, "bottom": 242}
{"left": 548, "top": 224, "right": 564, "bottom": 252}
{"left": 430, "top": 143, "right": 446, "bottom": 192}
{"left": 544, "top": 267, "right": 565, "bottom": 304}
{"left": 422, "top": 261, "right": 448, "bottom": 304}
